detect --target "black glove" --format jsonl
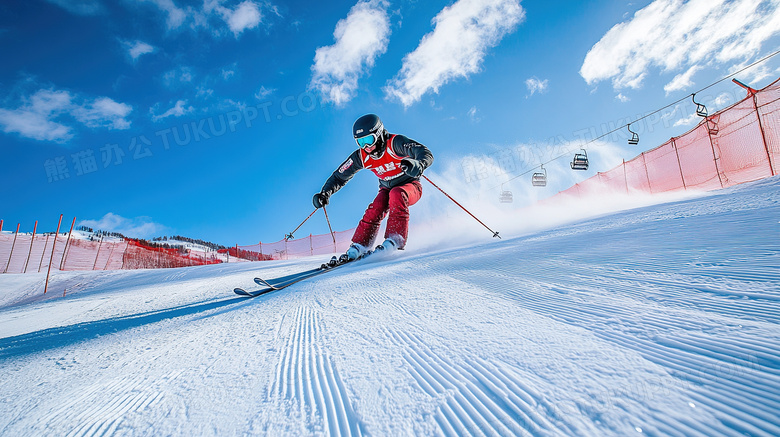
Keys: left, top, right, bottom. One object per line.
{"left": 312, "top": 192, "right": 329, "bottom": 209}
{"left": 400, "top": 159, "right": 423, "bottom": 178}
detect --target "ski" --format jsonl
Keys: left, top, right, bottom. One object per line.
{"left": 234, "top": 251, "right": 375, "bottom": 298}
{"left": 233, "top": 286, "right": 276, "bottom": 297}
{"left": 233, "top": 242, "right": 401, "bottom": 298}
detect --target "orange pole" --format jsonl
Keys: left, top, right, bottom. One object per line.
{"left": 752, "top": 93, "right": 775, "bottom": 176}
{"left": 93, "top": 236, "right": 104, "bottom": 270}
{"left": 23, "top": 221, "right": 38, "bottom": 273}
{"left": 38, "top": 235, "right": 50, "bottom": 273}
{"left": 4, "top": 223, "right": 20, "bottom": 274}
{"left": 103, "top": 242, "right": 114, "bottom": 270}
{"left": 60, "top": 217, "right": 76, "bottom": 270}
{"left": 44, "top": 214, "right": 63, "bottom": 294}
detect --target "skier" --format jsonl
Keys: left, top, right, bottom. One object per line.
{"left": 312, "top": 114, "right": 434, "bottom": 260}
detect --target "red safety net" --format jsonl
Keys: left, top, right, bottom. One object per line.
{"left": 550, "top": 77, "right": 779, "bottom": 199}
{"left": 236, "top": 228, "right": 356, "bottom": 261}
{"left": 122, "top": 240, "right": 223, "bottom": 269}
{"left": 0, "top": 234, "right": 228, "bottom": 274}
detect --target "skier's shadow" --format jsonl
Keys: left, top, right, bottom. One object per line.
{"left": 0, "top": 297, "right": 246, "bottom": 359}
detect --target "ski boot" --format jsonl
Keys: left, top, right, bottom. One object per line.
{"left": 374, "top": 238, "right": 398, "bottom": 253}
{"left": 345, "top": 243, "right": 369, "bottom": 261}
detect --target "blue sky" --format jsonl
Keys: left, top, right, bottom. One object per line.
{"left": 1, "top": 0, "right": 779, "bottom": 246}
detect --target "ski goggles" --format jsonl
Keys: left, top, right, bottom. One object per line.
{"left": 355, "top": 133, "right": 379, "bottom": 149}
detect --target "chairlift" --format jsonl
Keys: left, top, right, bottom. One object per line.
{"left": 627, "top": 124, "right": 639, "bottom": 146}
{"left": 570, "top": 149, "right": 589, "bottom": 170}
{"left": 692, "top": 93, "right": 719, "bottom": 135}
{"left": 692, "top": 93, "right": 708, "bottom": 117}
{"left": 531, "top": 165, "right": 547, "bottom": 187}
{"left": 499, "top": 184, "right": 513, "bottom": 203}
{"left": 499, "top": 190, "right": 513, "bottom": 203}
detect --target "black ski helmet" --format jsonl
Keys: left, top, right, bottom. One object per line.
{"left": 352, "top": 114, "right": 387, "bottom": 155}
{"left": 353, "top": 113, "right": 384, "bottom": 139}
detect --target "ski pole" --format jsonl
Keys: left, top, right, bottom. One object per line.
{"left": 285, "top": 209, "right": 317, "bottom": 241}
{"left": 422, "top": 175, "right": 501, "bottom": 239}
{"left": 322, "top": 206, "right": 337, "bottom": 247}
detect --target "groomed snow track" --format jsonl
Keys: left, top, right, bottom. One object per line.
{"left": 0, "top": 177, "right": 778, "bottom": 436}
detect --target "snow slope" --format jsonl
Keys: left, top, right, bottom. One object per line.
{"left": 0, "top": 177, "right": 778, "bottom": 436}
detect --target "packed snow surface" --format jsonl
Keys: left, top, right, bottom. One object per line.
{"left": 1, "top": 177, "right": 778, "bottom": 436}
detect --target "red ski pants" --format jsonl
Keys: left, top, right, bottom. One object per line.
{"left": 352, "top": 180, "right": 422, "bottom": 249}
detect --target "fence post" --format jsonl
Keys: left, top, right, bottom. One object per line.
{"left": 60, "top": 217, "right": 76, "bottom": 270}
{"left": 310, "top": 234, "right": 313, "bottom": 256}
{"left": 93, "top": 236, "right": 104, "bottom": 270}
{"left": 671, "top": 138, "right": 687, "bottom": 190}
{"left": 0, "top": 219, "right": 3, "bottom": 233}
{"left": 752, "top": 94, "right": 775, "bottom": 176}
{"left": 4, "top": 223, "right": 20, "bottom": 274}
{"left": 622, "top": 160, "right": 629, "bottom": 194}
{"left": 641, "top": 153, "right": 653, "bottom": 193}
{"left": 23, "top": 221, "right": 38, "bottom": 274}
{"left": 121, "top": 240, "right": 129, "bottom": 270}
{"left": 704, "top": 124, "right": 725, "bottom": 188}
{"left": 44, "top": 214, "right": 63, "bottom": 295}
{"left": 38, "top": 235, "right": 50, "bottom": 273}
{"left": 103, "top": 242, "right": 115, "bottom": 270}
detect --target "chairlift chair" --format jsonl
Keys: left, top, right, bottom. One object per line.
{"left": 627, "top": 124, "right": 639, "bottom": 146}
{"left": 531, "top": 166, "right": 547, "bottom": 187}
{"left": 570, "top": 149, "right": 589, "bottom": 170}
{"left": 499, "top": 189, "right": 513, "bottom": 203}
{"left": 692, "top": 94, "right": 708, "bottom": 117}
{"left": 692, "top": 94, "right": 718, "bottom": 135}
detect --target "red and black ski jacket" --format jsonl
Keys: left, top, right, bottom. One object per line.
{"left": 320, "top": 134, "right": 434, "bottom": 197}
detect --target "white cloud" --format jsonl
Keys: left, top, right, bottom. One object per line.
{"left": 713, "top": 92, "right": 734, "bottom": 107}
{"left": 138, "top": 0, "right": 187, "bottom": 29}
{"left": 196, "top": 86, "right": 215, "bottom": 98}
{"left": 124, "top": 40, "right": 156, "bottom": 61}
{"left": 615, "top": 93, "right": 630, "bottom": 103}
{"left": 525, "top": 77, "right": 548, "bottom": 97}
{"left": 254, "top": 86, "right": 275, "bottom": 100}
{"left": 581, "top": 0, "right": 780, "bottom": 90}
{"left": 141, "top": 0, "right": 274, "bottom": 38}
{"left": 0, "top": 88, "right": 132, "bottom": 143}
{"left": 72, "top": 97, "right": 133, "bottom": 129}
{"left": 310, "top": 0, "right": 391, "bottom": 105}
{"left": 385, "top": 0, "right": 524, "bottom": 107}
{"left": 221, "top": 69, "right": 236, "bottom": 80}
{"left": 468, "top": 106, "right": 481, "bottom": 122}
{"left": 221, "top": 1, "right": 263, "bottom": 36}
{"left": 78, "top": 213, "right": 165, "bottom": 238}
{"left": 45, "top": 0, "right": 104, "bottom": 15}
{"left": 150, "top": 100, "right": 194, "bottom": 122}
{"left": 743, "top": 64, "right": 772, "bottom": 85}
{"left": 673, "top": 112, "right": 700, "bottom": 127}
{"left": 663, "top": 65, "right": 701, "bottom": 95}
{"left": 163, "top": 66, "right": 194, "bottom": 87}
{"left": 0, "top": 90, "right": 74, "bottom": 142}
